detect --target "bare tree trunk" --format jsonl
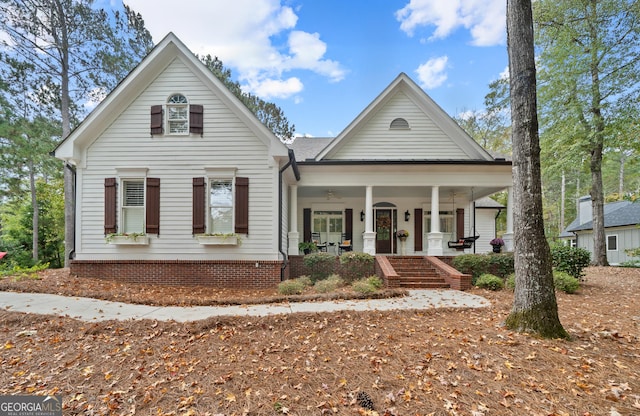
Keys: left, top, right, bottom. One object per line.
{"left": 504, "top": 0, "right": 568, "bottom": 338}
{"left": 29, "top": 160, "right": 38, "bottom": 262}
{"left": 560, "top": 171, "right": 566, "bottom": 232}
{"left": 619, "top": 154, "right": 625, "bottom": 199}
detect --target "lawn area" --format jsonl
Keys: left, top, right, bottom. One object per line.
{"left": 0, "top": 266, "right": 638, "bottom": 415}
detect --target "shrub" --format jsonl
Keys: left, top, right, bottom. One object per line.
{"left": 487, "top": 252, "right": 514, "bottom": 277}
{"left": 339, "top": 252, "right": 375, "bottom": 283}
{"left": 365, "top": 275, "right": 383, "bottom": 289}
{"left": 475, "top": 273, "right": 504, "bottom": 291}
{"left": 303, "top": 252, "right": 337, "bottom": 282}
{"left": 351, "top": 277, "right": 380, "bottom": 294}
{"left": 550, "top": 244, "right": 591, "bottom": 280}
{"left": 277, "top": 279, "right": 306, "bottom": 295}
{"left": 314, "top": 274, "right": 344, "bottom": 293}
{"left": 620, "top": 260, "right": 640, "bottom": 268}
{"left": 296, "top": 275, "right": 313, "bottom": 287}
{"left": 452, "top": 254, "right": 490, "bottom": 284}
{"left": 553, "top": 271, "right": 580, "bottom": 294}
{"left": 505, "top": 273, "right": 516, "bottom": 290}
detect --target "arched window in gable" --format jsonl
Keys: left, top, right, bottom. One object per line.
{"left": 390, "top": 117, "right": 410, "bottom": 130}
{"left": 167, "top": 94, "right": 189, "bottom": 134}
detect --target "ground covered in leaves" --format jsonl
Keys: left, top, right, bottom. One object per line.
{"left": 1, "top": 267, "right": 639, "bottom": 415}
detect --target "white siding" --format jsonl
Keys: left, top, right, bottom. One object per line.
{"left": 475, "top": 209, "right": 498, "bottom": 254}
{"left": 331, "top": 91, "right": 469, "bottom": 160}
{"left": 77, "top": 58, "right": 280, "bottom": 260}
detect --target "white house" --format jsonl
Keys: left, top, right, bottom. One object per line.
{"left": 54, "top": 33, "right": 514, "bottom": 289}
{"left": 561, "top": 196, "right": 640, "bottom": 265}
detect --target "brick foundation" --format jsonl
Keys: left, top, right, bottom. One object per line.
{"left": 70, "top": 260, "right": 283, "bottom": 289}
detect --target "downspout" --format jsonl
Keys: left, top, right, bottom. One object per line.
{"left": 472, "top": 200, "right": 477, "bottom": 254}
{"left": 278, "top": 149, "right": 300, "bottom": 281}
{"left": 65, "top": 162, "right": 77, "bottom": 260}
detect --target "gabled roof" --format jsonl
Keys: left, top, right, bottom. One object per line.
{"left": 314, "top": 73, "right": 495, "bottom": 162}
{"left": 54, "top": 32, "right": 289, "bottom": 165}
{"left": 567, "top": 201, "right": 640, "bottom": 232}
{"left": 288, "top": 137, "right": 334, "bottom": 162}
{"left": 564, "top": 201, "right": 639, "bottom": 233}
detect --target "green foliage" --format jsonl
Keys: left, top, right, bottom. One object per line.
{"left": 298, "top": 241, "right": 317, "bottom": 253}
{"left": 1, "top": 263, "right": 49, "bottom": 280}
{"left": 314, "top": 274, "right": 344, "bottom": 293}
{"left": 277, "top": 278, "right": 307, "bottom": 295}
{"left": 295, "top": 275, "right": 313, "bottom": 287}
{"left": 625, "top": 247, "right": 640, "bottom": 258}
{"left": 553, "top": 271, "right": 580, "bottom": 294}
{"left": 351, "top": 278, "right": 378, "bottom": 294}
{"left": 550, "top": 244, "right": 591, "bottom": 280}
{"left": 338, "top": 252, "right": 374, "bottom": 283}
{"left": 620, "top": 260, "right": 640, "bottom": 268}
{"left": 475, "top": 273, "right": 505, "bottom": 291}
{"left": 452, "top": 253, "right": 514, "bottom": 284}
{"left": 0, "top": 179, "right": 65, "bottom": 268}
{"left": 488, "top": 252, "right": 515, "bottom": 277}
{"left": 302, "top": 252, "right": 336, "bottom": 282}
{"left": 452, "top": 254, "right": 490, "bottom": 283}
{"left": 505, "top": 273, "right": 516, "bottom": 290}
{"left": 365, "top": 275, "right": 384, "bottom": 290}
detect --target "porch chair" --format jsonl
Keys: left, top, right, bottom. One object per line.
{"left": 338, "top": 233, "right": 352, "bottom": 255}
{"left": 311, "top": 232, "right": 327, "bottom": 252}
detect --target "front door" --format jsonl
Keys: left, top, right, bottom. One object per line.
{"left": 375, "top": 209, "right": 394, "bottom": 253}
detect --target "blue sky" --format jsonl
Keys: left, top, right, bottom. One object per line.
{"left": 120, "top": 0, "right": 508, "bottom": 137}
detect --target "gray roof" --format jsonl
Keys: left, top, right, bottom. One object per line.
{"left": 475, "top": 196, "right": 505, "bottom": 209}
{"left": 288, "top": 137, "right": 334, "bottom": 161}
{"left": 565, "top": 200, "right": 640, "bottom": 233}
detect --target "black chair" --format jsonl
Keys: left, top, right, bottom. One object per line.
{"left": 338, "top": 233, "right": 352, "bottom": 254}
{"left": 311, "top": 232, "right": 327, "bottom": 252}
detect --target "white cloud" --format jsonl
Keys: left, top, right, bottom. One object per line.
{"left": 125, "top": 0, "right": 345, "bottom": 99}
{"left": 416, "top": 56, "right": 449, "bottom": 89}
{"left": 396, "top": 0, "right": 505, "bottom": 46}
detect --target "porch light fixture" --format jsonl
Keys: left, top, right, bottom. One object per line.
{"left": 360, "top": 210, "right": 365, "bottom": 221}
{"left": 404, "top": 210, "right": 410, "bottom": 221}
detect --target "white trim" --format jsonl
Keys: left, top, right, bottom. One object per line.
{"left": 607, "top": 234, "right": 618, "bottom": 251}
{"left": 115, "top": 167, "right": 148, "bottom": 178}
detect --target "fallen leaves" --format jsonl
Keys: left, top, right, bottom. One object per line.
{"left": 0, "top": 267, "right": 639, "bottom": 414}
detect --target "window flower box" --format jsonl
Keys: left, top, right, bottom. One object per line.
{"left": 106, "top": 234, "right": 149, "bottom": 245}
{"left": 196, "top": 234, "right": 240, "bottom": 246}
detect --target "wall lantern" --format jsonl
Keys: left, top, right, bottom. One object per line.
{"left": 404, "top": 210, "right": 411, "bottom": 221}
{"left": 360, "top": 210, "right": 365, "bottom": 221}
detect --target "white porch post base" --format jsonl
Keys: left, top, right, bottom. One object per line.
{"left": 363, "top": 231, "right": 376, "bottom": 255}
{"left": 502, "top": 232, "right": 514, "bottom": 252}
{"left": 288, "top": 232, "right": 300, "bottom": 256}
{"left": 427, "top": 232, "right": 444, "bottom": 256}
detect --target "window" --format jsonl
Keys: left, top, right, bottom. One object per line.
{"left": 425, "top": 211, "right": 454, "bottom": 233}
{"left": 209, "top": 180, "right": 233, "bottom": 234}
{"left": 122, "top": 180, "right": 145, "bottom": 233}
{"left": 607, "top": 235, "right": 618, "bottom": 251}
{"left": 390, "top": 117, "right": 410, "bottom": 129}
{"left": 313, "top": 210, "right": 343, "bottom": 243}
{"left": 150, "top": 95, "right": 203, "bottom": 136}
{"left": 167, "top": 94, "right": 188, "bottom": 134}
{"left": 104, "top": 175, "right": 160, "bottom": 235}
{"left": 192, "top": 175, "right": 249, "bottom": 235}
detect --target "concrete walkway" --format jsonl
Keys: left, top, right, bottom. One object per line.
{"left": 0, "top": 290, "right": 490, "bottom": 322}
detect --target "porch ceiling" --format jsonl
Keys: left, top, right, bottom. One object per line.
{"left": 297, "top": 186, "right": 504, "bottom": 201}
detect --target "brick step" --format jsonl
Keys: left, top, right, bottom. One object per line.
{"left": 389, "top": 276, "right": 450, "bottom": 289}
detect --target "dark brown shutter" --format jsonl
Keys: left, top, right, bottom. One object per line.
{"left": 235, "top": 177, "right": 249, "bottom": 234}
{"left": 145, "top": 178, "right": 160, "bottom": 234}
{"left": 192, "top": 177, "right": 206, "bottom": 234}
{"left": 104, "top": 178, "right": 117, "bottom": 234}
{"left": 345, "top": 208, "right": 353, "bottom": 240}
{"left": 150, "top": 105, "right": 163, "bottom": 135}
{"left": 189, "top": 104, "right": 203, "bottom": 135}
{"left": 303, "top": 208, "right": 311, "bottom": 242}
{"left": 456, "top": 208, "right": 465, "bottom": 240}
{"left": 414, "top": 208, "right": 423, "bottom": 252}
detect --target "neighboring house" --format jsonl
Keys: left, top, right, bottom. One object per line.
{"left": 54, "top": 33, "right": 514, "bottom": 289}
{"left": 561, "top": 196, "right": 640, "bottom": 265}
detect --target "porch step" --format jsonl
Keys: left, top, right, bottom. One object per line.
{"left": 387, "top": 256, "right": 449, "bottom": 289}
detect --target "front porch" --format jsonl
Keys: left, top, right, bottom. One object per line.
{"left": 287, "top": 181, "right": 514, "bottom": 258}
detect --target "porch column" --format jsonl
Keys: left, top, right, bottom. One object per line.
{"left": 502, "top": 186, "right": 514, "bottom": 252}
{"left": 427, "top": 186, "right": 444, "bottom": 256}
{"left": 363, "top": 185, "right": 376, "bottom": 255}
{"left": 287, "top": 185, "right": 300, "bottom": 255}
